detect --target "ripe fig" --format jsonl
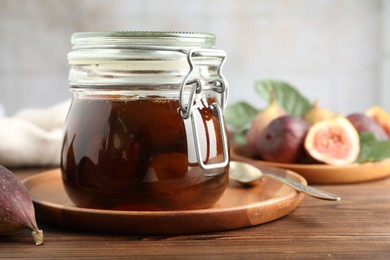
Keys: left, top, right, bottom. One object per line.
{"left": 255, "top": 115, "right": 310, "bottom": 163}
{"left": 365, "top": 105, "right": 390, "bottom": 137}
{"left": 304, "top": 117, "right": 360, "bottom": 165}
{"left": 0, "top": 165, "right": 43, "bottom": 245}
{"left": 303, "top": 99, "right": 334, "bottom": 125}
{"left": 347, "top": 113, "right": 389, "bottom": 140}
{"left": 246, "top": 91, "right": 286, "bottom": 156}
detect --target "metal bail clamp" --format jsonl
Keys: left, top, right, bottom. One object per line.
{"left": 179, "top": 48, "right": 229, "bottom": 172}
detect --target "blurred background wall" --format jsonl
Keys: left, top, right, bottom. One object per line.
{"left": 0, "top": 0, "right": 389, "bottom": 116}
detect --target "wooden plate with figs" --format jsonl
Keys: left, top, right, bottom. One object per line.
{"left": 23, "top": 168, "right": 305, "bottom": 235}
{"left": 231, "top": 145, "right": 390, "bottom": 184}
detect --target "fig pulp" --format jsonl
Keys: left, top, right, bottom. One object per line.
{"left": 303, "top": 99, "right": 334, "bottom": 125}
{"left": 0, "top": 165, "right": 43, "bottom": 245}
{"left": 304, "top": 117, "right": 360, "bottom": 165}
{"left": 365, "top": 105, "right": 390, "bottom": 138}
{"left": 246, "top": 92, "right": 285, "bottom": 156}
{"left": 255, "top": 115, "right": 310, "bottom": 163}
{"left": 347, "top": 113, "right": 389, "bottom": 140}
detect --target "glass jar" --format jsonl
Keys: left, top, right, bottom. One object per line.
{"left": 61, "top": 32, "right": 230, "bottom": 211}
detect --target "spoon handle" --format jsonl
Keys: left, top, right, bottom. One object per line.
{"left": 264, "top": 173, "right": 341, "bottom": 201}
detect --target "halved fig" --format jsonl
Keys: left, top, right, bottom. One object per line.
{"left": 365, "top": 105, "right": 390, "bottom": 137}
{"left": 304, "top": 117, "right": 360, "bottom": 165}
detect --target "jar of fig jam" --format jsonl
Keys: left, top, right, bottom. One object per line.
{"left": 61, "top": 32, "right": 230, "bottom": 211}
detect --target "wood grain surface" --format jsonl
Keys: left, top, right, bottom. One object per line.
{"left": 1, "top": 167, "right": 389, "bottom": 259}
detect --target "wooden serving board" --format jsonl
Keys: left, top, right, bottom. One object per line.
{"left": 23, "top": 167, "right": 305, "bottom": 235}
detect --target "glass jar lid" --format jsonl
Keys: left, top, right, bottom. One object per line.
{"left": 70, "top": 31, "right": 216, "bottom": 49}
{"left": 68, "top": 31, "right": 225, "bottom": 87}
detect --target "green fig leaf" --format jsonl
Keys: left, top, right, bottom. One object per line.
{"left": 357, "top": 132, "right": 390, "bottom": 163}
{"left": 255, "top": 80, "right": 311, "bottom": 117}
{"left": 224, "top": 101, "right": 259, "bottom": 130}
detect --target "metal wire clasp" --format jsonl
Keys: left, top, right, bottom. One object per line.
{"left": 179, "top": 48, "right": 229, "bottom": 172}
{"left": 179, "top": 48, "right": 228, "bottom": 119}
{"left": 191, "top": 102, "right": 229, "bottom": 173}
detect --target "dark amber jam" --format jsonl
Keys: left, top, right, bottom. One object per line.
{"left": 61, "top": 93, "right": 229, "bottom": 211}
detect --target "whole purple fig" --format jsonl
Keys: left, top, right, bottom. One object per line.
{"left": 246, "top": 91, "right": 286, "bottom": 156}
{"left": 0, "top": 165, "right": 43, "bottom": 245}
{"left": 256, "top": 115, "right": 310, "bottom": 163}
{"left": 347, "top": 113, "right": 389, "bottom": 140}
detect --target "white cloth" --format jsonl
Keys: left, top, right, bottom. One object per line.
{"left": 0, "top": 100, "right": 71, "bottom": 167}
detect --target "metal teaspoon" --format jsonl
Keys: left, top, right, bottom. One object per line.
{"left": 229, "top": 161, "right": 341, "bottom": 201}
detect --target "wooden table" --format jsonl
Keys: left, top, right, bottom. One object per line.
{"left": 1, "top": 168, "right": 389, "bottom": 259}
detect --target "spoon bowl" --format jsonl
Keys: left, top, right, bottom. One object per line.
{"left": 229, "top": 161, "right": 341, "bottom": 201}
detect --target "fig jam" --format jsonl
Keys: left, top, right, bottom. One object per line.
{"left": 61, "top": 94, "right": 229, "bottom": 210}
{"left": 64, "top": 31, "right": 230, "bottom": 211}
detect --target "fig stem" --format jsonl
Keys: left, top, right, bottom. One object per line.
{"left": 32, "top": 229, "right": 44, "bottom": 246}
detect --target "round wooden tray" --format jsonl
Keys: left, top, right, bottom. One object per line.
{"left": 23, "top": 167, "right": 305, "bottom": 235}
{"left": 231, "top": 145, "right": 390, "bottom": 184}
